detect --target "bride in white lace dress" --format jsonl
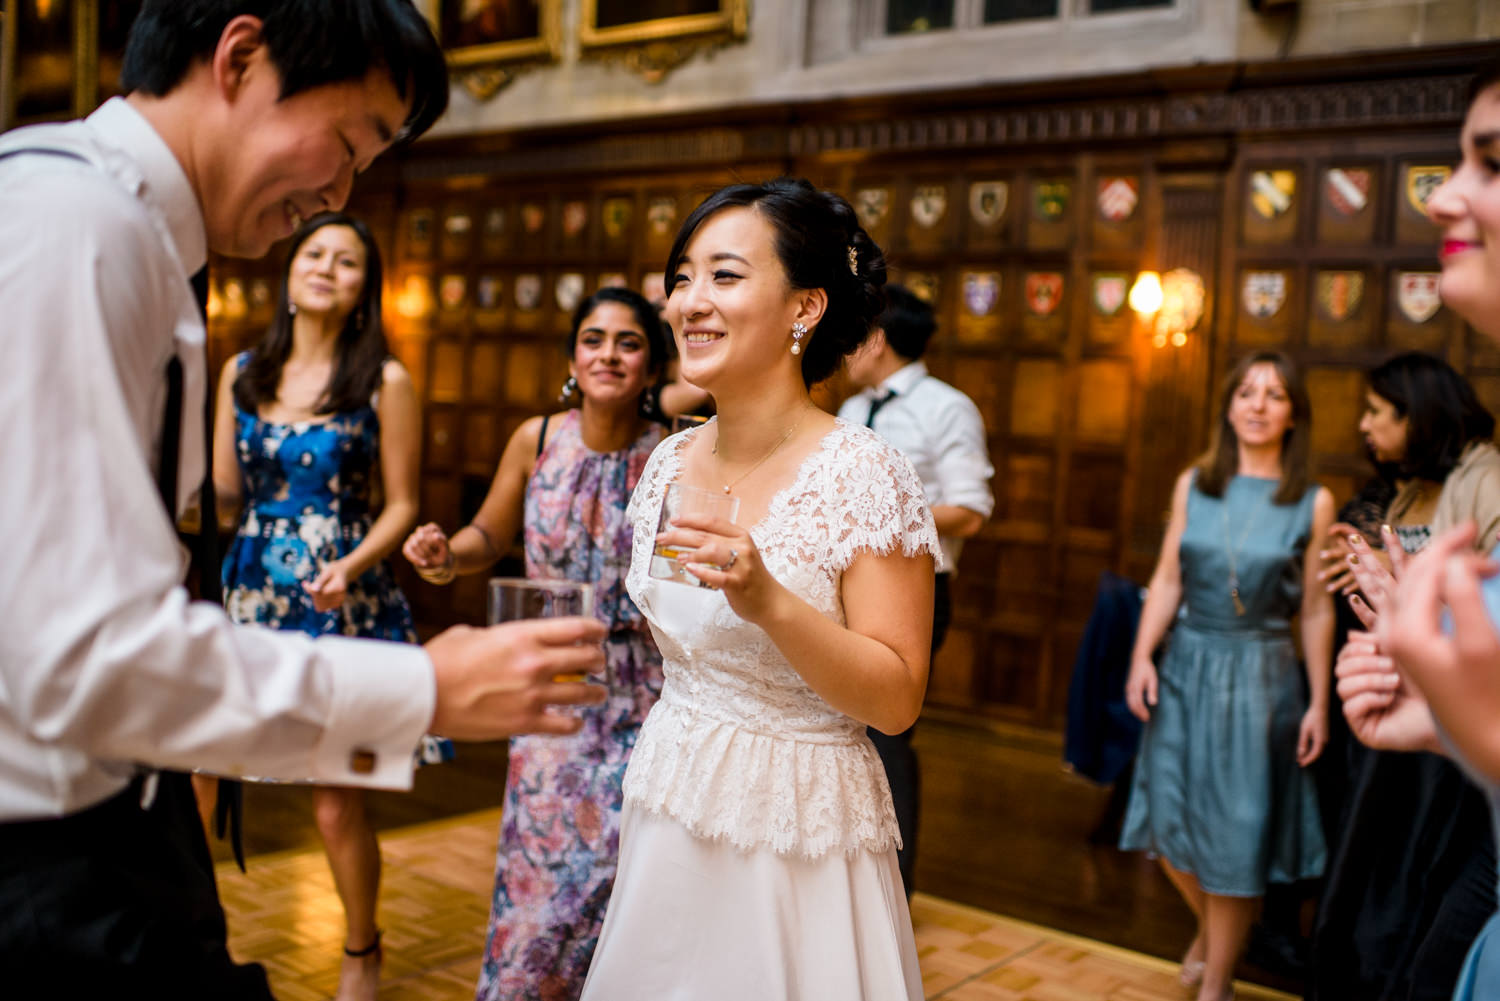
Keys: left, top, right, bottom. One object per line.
{"left": 579, "top": 179, "right": 941, "bottom": 1000}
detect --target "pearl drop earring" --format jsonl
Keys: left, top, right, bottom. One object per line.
{"left": 790, "top": 322, "right": 806, "bottom": 356}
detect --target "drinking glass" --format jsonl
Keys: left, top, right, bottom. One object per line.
{"left": 648, "top": 482, "right": 740, "bottom": 588}
{"left": 487, "top": 578, "right": 606, "bottom": 687}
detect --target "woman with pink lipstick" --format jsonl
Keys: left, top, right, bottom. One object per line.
{"left": 214, "top": 211, "right": 421, "bottom": 1001}
{"left": 579, "top": 178, "right": 939, "bottom": 1001}
{"left": 1335, "top": 59, "right": 1500, "bottom": 1001}
{"left": 403, "top": 287, "right": 668, "bottom": 1001}
{"left": 1120, "top": 351, "right": 1335, "bottom": 1001}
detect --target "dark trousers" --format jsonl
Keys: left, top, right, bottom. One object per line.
{"left": 0, "top": 772, "right": 272, "bottom": 1000}
{"left": 868, "top": 571, "right": 951, "bottom": 896}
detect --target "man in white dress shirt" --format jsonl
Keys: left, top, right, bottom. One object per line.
{"left": 0, "top": 3, "right": 604, "bottom": 995}
{"left": 840, "top": 284, "right": 995, "bottom": 894}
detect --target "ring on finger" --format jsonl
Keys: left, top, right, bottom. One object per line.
{"left": 722, "top": 547, "right": 738, "bottom": 571}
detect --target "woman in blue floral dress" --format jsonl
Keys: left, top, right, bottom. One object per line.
{"left": 213, "top": 212, "right": 421, "bottom": 1001}
{"left": 404, "top": 288, "right": 671, "bottom": 1001}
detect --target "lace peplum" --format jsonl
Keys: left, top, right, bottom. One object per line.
{"left": 623, "top": 419, "right": 944, "bottom": 858}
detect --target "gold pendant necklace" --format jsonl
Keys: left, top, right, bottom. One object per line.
{"left": 1222, "top": 483, "right": 1265, "bottom": 616}
{"left": 713, "top": 411, "right": 808, "bottom": 495}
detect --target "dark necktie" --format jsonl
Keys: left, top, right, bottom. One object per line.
{"left": 865, "top": 388, "right": 897, "bottom": 428}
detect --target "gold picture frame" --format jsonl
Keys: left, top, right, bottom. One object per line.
{"left": 578, "top": 0, "right": 748, "bottom": 83}
{"left": 432, "top": 0, "right": 563, "bottom": 100}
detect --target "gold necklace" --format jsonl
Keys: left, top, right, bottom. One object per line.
{"left": 712, "top": 412, "right": 808, "bottom": 495}
{"left": 1222, "top": 484, "right": 1267, "bottom": 616}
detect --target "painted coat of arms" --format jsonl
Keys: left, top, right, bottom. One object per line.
{"left": 1324, "top": 168, "right": 1371, "bottom": 218}
{"left": 1096, "top": 177, "right": 1138, "bottom": 222}
{"left": 1025, "top": 272, "right": 1064, "bottom": 317}
{"left": 1397, "top": 271, "right": 1442, "bottom": 323}
{"left": 1243, "top": 271, "right": 1287, "bottom": 319}
{"left": 1406, "top": 166, "right": 1452, "bottom": 215}
{"left": 962, "top": 271, "right": 1000, "bottom": 316}
{"left": 854, "top": 188, "right": 890, "bottom": 230}
{"left": 1092, "top": 274, "right": 1128, "bottom": 317}
{"left": 1250, "top": 170, "right": 1296, "bottom": 220}
{"left": 911, "top": 185, "right": 948, "bottom": 229}
{"left": 514, "top": 273, "right": 542, "bottom": 311}
{"left": 1316, "top": 271, "right": 1365, "bottom": 322}
{"left": 969, "top": 181, "right": 1007, "bottom": 227}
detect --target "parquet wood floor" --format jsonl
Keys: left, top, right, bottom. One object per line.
{"left": 215, "top": 808, "right": 1297, "bottom": 1001}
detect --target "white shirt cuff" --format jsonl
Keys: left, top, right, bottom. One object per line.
{"left": 312, "top": 636, "right": 435, "bottom": 790}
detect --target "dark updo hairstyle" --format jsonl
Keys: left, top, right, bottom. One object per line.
{"left": 566, "top": 286, "right": 668, "bottom": 380}
{"left": 1195, "top": 350, "right": 1313, "bottom": 505}
{"left": 234, "top": 211, "right": 389, "bottom": 416}
{"left": 664, "top": 177, "right": 888, "bottom": 388}
{"left": 1367, "top": 351, "right": 1494, "bottom": 482}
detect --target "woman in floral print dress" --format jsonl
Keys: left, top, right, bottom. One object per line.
{"left": 404, "top": 287, "right": 671, "bottom": 1001}
{"left": 214, "top": 213, "right": 422, "bottom": 1001}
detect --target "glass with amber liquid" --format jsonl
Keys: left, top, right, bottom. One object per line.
{"left": 649, "top": 482, "right": 740, "bottom": 588}
{"left": 487, "top": 578, "right": 603, "bottom": 687}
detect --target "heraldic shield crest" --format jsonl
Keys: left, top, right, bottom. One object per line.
{"left": 969, "top": 181, "right": 1007, "bottom": 227}
{"left": 1324, "top": 168, "right": 1371, "bottom": 218}
{"left": 1025, "top": 272, "right": 1064, "bottom": 317}
{"left": 1406, "top": 167, "right": 1451, "bottom": 215}
{"left": 1250, "top": 170, "right": 1296, "bottom": 220}
{"left": 515, "top": 273, "right": 543, "bottom": 311}
{"left": 963, "top": 272, "right": 1000, "bottom": 316}
{"left": 1096, "top": 177, "right": 1138, "bottom": 222}
{"left": 911, "top": 185, "right": 948, "bottom": 229}
{"left": 1092, "top": 274, "right": 1128, "bottom": 317}
{"left": 1243, "top": 271, "right": 1287, "bottom": 319}
{"left": 1397, "top": 271, "right": 1442, "bottom": 323}
{"left": 1316, "top": 271, "right": 1364, "bottom": 322}
{"left": 855, "top": 188, "right": 890, "bottom": 230}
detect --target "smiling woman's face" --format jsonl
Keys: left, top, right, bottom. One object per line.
{"left": 1428, "top": 82, "right": 1500, "bottom": 339}
{"left": 662, "top": 206, "right": 800, "bottom": 394}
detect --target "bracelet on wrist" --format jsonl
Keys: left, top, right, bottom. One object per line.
{"left": 416, "top": 553, "right": 456, "bottom": 585}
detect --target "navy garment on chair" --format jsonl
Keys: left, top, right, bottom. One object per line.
{"left": 1063, "top": 570, "right": 1144, "bottom": 785}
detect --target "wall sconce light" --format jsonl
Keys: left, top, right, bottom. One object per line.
{"left": 1128, "top": 271, "right": 1163, "bottom": 316}
{"left": 1131, "top": 268, "right": 1204, "bottom": 348}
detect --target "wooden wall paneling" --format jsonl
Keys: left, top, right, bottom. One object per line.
{"left": 1127, "top": 172, "right": 1220, "bottom": 582}
{"left": 371, "top": 46, "right": 1484, "bottom": 734}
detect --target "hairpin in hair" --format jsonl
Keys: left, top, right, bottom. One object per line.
{"left": 847, "top": 245, "right": 858, "bottom": 275}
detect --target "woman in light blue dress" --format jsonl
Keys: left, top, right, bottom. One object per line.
{"left": 1337, "top": 58, "right": 1500, "bottom": 1001}
{"left": 1122, "top": 351, "right": 1336, "bottom": 1001}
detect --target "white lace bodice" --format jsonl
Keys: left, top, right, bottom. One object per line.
{"left": 622, "top": 419, "right": 944, "bottom": 858}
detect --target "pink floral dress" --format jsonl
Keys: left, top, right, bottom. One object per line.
{"left": 476, "top": 409, "right": 664, "bottom": 1001}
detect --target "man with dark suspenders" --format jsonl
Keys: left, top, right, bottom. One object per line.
{"left": 0, "top": 4, "right": 605, "bottom": 994}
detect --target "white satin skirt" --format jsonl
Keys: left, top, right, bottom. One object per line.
{"left": 579, "top": 804, "right": 923, "bottom": 1001}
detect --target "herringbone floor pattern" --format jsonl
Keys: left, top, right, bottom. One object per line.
{"left": 215, "top": 809, "right": 1297, "bottom": 1001}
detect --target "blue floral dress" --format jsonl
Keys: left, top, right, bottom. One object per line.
{"left": 221, "top": 353, "right": 415, "bottom": 643}
{"left": 476, "top": 409, "right": 664, "bottom": 1001}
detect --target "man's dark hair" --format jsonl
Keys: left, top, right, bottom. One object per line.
{"left": 877, "top": 284, "right": 937, "bottom": 362}
{"left": 120, "top": 1, "right": 448, "bottom": 144}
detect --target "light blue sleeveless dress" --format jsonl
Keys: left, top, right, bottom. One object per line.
{"left": 1119, "top": 474, "right": 1326, "bottom": 896}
